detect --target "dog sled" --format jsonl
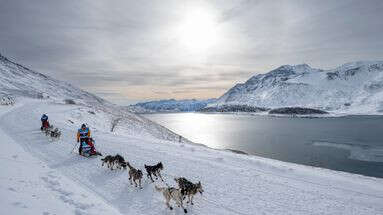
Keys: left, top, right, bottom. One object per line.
{"left": 41, "top": 124, "right": 61, "bottom": 140}
{"left": 41, "top": 121, "right": 51, "bottom": 131}
{"left": 79, "top": 138, "right": 102, "bottom": 157}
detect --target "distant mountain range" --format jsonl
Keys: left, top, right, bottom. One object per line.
{"left": 129, "top": 98, "right": 217, "bottom": 113}
{"left": 131, "top": 61, "right": 383, "bottom": 115}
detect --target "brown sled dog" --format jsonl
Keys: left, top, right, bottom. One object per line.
{"left": 126, "top": 162, "right": 143, "bottom": 188}
{"left": 155, "top": 186, "right": 187, "bottom": 213}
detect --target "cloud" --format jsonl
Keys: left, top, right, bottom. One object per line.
{"left": 1, "top": 0, "right": 383, "bottom": 104}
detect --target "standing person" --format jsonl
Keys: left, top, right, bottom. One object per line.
{"left": 77, "top": 124, "right": 90, "bottom": 155}
{"left": 40, "top": 114, "right": 50, "bottom": 130}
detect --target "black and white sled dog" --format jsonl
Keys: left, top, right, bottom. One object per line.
{"left": 144, "top": 162, "right": 164, "bottom": 182}
{"left": 101, "top": 154, "right": 127, "bottom": 170}
{"left": 101, "top": 155, "right": 115, "bottom": 169}
{"left": 126, "top": 162, "right": 143, "bottom": 189}
{"left": 114, "top": 154, "right": 127, "bottom": 170}
{"left": 43, "top": 126, "right": 60, "bottom": 140}
{"left": 50, "top": 128, "right": 61, "bottom": 139}
{"left": 43, "top": 125, "right": 53, "bottom": 135}
{"left": 155, "top": 186, "right": 187, "bottom": 213}
{"left": 174, "top": 177, "right": 204, "bottom": 205}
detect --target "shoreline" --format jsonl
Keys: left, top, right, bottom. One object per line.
{"left": 140, "top": 111, "right": 383, "bottom": 118}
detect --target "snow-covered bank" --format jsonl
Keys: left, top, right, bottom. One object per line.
{"left": 1, "top": 99, "right": 383, "bottom": 215}
{"left": 313, "top": 141, "right": 383, "bottom": 163}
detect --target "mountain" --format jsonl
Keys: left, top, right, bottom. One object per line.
{"left": 211, "top": 61, "right": 383, "bottom": 114}
{"left": 0, "top": 54, "right": 107, "bottom": 105}
{"left": 0, "top": 53, "right": 186, "bottom": 142}
{"left": 129, "top": 98, "right": 217, "bottom": 113}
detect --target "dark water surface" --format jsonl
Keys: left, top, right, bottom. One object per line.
{"left": 144, "top": 113, "right": 383, "bottom": 178}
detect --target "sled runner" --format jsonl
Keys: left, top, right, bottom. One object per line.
{"left": 80, "top": 151, "right": 102, "bottom": 157}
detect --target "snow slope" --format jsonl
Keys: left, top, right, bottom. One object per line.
{"left": 1, "top": 99, "right": 383, "bottom": 215}
{"left": 0, "top": 54, "right": 106, "bottom": 105}
{"left": 129, "top": 98, "right": 217, "bottom": 113}
{"left": 0, "top": 104, "right": 122, "bottom": 215}
{"left": 0, "top": 53, "right": 186, "bottom": 143}
{"left": 212, "top": 62, "right": 383, "bottom": 114}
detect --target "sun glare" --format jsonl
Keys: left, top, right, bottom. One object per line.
{"left": 176, "top": 9, "right": 218, "bottom": 53}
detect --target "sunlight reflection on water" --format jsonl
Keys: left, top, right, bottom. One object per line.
{"left": 144, "top": 113, "right": 383, "bottom": 178}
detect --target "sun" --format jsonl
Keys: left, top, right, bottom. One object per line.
{"left": 176, "top": 9, "right": 218, "bottom": 53}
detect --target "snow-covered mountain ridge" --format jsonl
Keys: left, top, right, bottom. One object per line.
{"left": 211, "top": 61, "right": 383, "bottom": 114}
{"left": 0, "top": 53, "right": 108, "bottom": 105}
{"left": 129, "top": 98, "right": 217, "bottom": 113}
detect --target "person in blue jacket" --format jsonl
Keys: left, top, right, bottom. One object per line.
{"left": 77, "top": 124, "right": 90, "bottom": 155}
{"left": 40, "top": 114, "right": 50, "bottom": 130}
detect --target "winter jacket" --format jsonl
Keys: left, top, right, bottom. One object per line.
{"left": 77, "top": 127, "right": 90, "bottom": 142}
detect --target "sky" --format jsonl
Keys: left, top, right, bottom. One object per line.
{"left": 1, "top": 0, "right": 383, "bottom": 105}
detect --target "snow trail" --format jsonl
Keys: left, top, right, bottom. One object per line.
{"left": 1, "top": 100, "right": 383, "bottom": 214}
{"left": 0, "top": 104, "right": 122, "bottom": 215}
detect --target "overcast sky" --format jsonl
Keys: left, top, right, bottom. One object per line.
{"left": 1, "top": 0, "right": 383, "bottom": 104}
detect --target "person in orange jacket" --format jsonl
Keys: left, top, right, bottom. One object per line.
{"left": 77, "top": 124, "right": 90, "bottom": 155}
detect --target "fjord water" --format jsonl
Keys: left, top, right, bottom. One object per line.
{"left": 144, "top": 113, "right": 383, "bottom": 178}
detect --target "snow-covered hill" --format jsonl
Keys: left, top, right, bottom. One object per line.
{"left": 0, "top": 53, "right": 185, "bottom": 142}
{"left": 212, "top": 61, "right": 383, "bottom": 114}
{"left": 0, "top": 54, "right": 107, "bottom": 105}
{"left": 129, "top": 98, "right": 217, "bottom": 113}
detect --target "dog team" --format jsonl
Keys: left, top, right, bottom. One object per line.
{"left": 40, "top": 113, "right": 61, "bottom": 139}
{"left": 101, "top": 153, "right": 204, "bottom": 213}
{"left": 39, "top": 114, "right": 203, "bottom": 213}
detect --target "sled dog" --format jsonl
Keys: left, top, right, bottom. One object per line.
{"left": 174, "top": 177, "right": 204, "bottom": 205}
{"left": 44, "top": 125, "right": 53, "bottom": 136}
{"left": 114, "top": 154, "right": 127, "bottom": 170}
{"left": 101, "top": 155, "right": 115, "bottom": 169}
{"left": 126, "top": 162, "right": 143, "bottom": 188}
{"left": 50, "top": 128, "right": 61, "bottom": 139}
{"left": 144, "top": 162, "right": 164, "bottom": 182}
{"left": 155, "top": 186, "right": 187, "bottom": 213}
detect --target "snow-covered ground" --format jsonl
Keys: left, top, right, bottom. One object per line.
{"left": 1, "top": 98, "right": 383, "bottom": 215}
{"left": 0, "top": 102, "right": 122, "bottom": 215}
